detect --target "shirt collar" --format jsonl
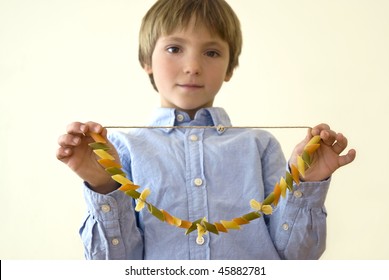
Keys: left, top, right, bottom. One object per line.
{"left": 150, "top": 107, "right": 232, "bottom": 134}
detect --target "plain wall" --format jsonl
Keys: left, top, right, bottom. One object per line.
{"left": 1, "top": 0, "right": 388, "bottom": 259}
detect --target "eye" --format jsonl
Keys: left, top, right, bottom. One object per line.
{"left": 205, "top": 50, "right": 220, "bottom": 58}
{"left": 166, "top": 46, "right": 181, "bottom": 54}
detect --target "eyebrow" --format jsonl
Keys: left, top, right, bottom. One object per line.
{"left": 161, "top": 36, "right": 226, "bottom": 49}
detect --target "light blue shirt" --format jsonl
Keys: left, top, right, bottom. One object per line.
{"left": 80, "top": 107, "right": 330, "bottom": 260}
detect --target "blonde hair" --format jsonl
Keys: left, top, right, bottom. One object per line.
{"left": 139, "top": 0, "right": 242, "bottom": 91}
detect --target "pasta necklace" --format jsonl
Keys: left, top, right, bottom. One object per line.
{"left": 88, "top": 125, "right": 321, "bottom": 242}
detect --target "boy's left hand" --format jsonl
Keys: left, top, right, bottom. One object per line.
{"left": 289, "top": 123, "right": 356, "bottom": 182}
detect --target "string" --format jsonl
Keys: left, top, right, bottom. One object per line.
{"left": 104, "top": 125, "right": 312, "bottom": 129}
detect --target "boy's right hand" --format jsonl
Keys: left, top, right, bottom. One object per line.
{"left": 56, "top": 122, "right": 120, "bottom": 194}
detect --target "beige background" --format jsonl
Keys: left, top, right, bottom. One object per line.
{"left": 1, "top": 0, "right": 388, "bottom": 259}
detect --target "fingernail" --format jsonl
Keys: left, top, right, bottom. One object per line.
{"left": 93, "top": 126, "right": 102, "bottom": 133}
{"left": 80, "top": 125, "right": 86, "bottom": 133}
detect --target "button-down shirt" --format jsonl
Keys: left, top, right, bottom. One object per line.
{"left": 80, "top": 107, "right": 330, "bottom": 259}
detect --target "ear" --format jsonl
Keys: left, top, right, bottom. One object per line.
{"left": 143, "top": 64, "right": 153, "bottom": 74}
{"left": 224, "top": 71, "right": 233, "bottom": 82}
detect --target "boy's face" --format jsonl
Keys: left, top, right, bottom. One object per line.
{"left": 144, "top": 18, "right": 232, "bottom": 118}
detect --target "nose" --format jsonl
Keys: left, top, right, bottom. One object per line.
{"left": 183, "top": 54, "right": 201, "bottom": 75}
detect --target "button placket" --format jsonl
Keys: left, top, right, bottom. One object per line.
{"left": 185, "top": 128, "right": 208, "bottom": 259}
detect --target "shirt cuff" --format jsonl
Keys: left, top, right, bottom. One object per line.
{"left": 83, "top": 182, "right": 134, "bottom": 221}
{"left": 287, "top": 177, "right": 331, "bottom": 208}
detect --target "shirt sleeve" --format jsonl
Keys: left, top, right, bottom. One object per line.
{"left": 271, "top": 179, "right": 330, "bottom": 259}
{"left": 79, "top": 183, "right": 144, "bottom": 259}
{"left": 262, "top": 135, "right": 330, "bottom": 260}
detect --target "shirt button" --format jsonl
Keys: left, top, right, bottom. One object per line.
{"left": 294, "top": 190, "right": 303, "bottom": 198}
{"left": 282, "top": 223, "right": 289, "bottom": 231}
{"left": 176, "top": 114, "right": 184, "bottom": 122}
{"left": 111, "top": 238, "right": 120, "bottom": 246}
{"left": 194, "top": 178, "right": 203, "bottom": 186}
{"left": 196, "top": 236, "right": 205, "bottom": 245}
{"left": 101, "top": 204, "right": 111, "bottom": 213}
{"left": 189, "top": 134, "right": 198, "bottom": 141}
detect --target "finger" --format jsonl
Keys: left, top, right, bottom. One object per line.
{"left": 332, "top": 133, "right": 348, "bottom": 154}
{"left": 320, "top": 129, "right": 337, "bottom": 146}
{"left": 84, "top": 121, "right": 105, "bottom": 135}
{"left": 311, "top": 123, "right": 330, "bottom": 136}
{"left": 66, "top": 121, "right": 104, "bottom": 135}
{"left": 66, "top": 122, "right": 87, "bottom": 135}
{"left": 338, "top": 149, "right": 357, "bottom": 167}
{"left": 57, "top": 134, "right": 81, "bottom": 147}
{"left": 56, "top": 146, "right": 72, "bottom": 161}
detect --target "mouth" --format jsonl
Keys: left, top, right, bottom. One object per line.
{"left": 177, "top": 84, "right": 204, "bottom": 89}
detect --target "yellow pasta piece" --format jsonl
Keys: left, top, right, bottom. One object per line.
{"left": 172, "top": 216, "right": 182, "bottom": 227}
{"left": 93, "top": 149, "right": 115, "bottom": 160}
{"left": 250, "top": 199, "right": 262, "bottom": 211}
{"left": 111, "top": 174, "right": 133, "bottom": 185}
{"left": 297, "top": 155, "right": 305, "bottom": 178}
{"left": 279, "top": 177, "right": 287, "bottom": 198}
{"left": 135, "top": 188, "right": 150, "bottom": 211}
{"left": 306, "top": 135, "right": 321, "bottom": 146}
{"left": 261, "top": 205, "right": 273, "bottom": 215}
{"left": 305, "top": 143, "right": 320, "bottom": 155}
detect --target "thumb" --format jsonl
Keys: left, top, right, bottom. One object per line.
{"left": 338, "top": 149, "right": 357, "bottom": 168}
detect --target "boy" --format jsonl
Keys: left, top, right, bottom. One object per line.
{"left": 56, "top": 0, "right": 356, "bottom": 259}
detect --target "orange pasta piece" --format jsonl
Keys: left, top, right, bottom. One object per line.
{"left": 162, "top": 210, "right": 174, "bottom": 225}
{"left": 89, "top": 132, "right": 106, "bottom": 143}
{"left": 273, "top": 182, "right": 281, "bottom": 206}
{"left": 291, "top": 164, "right": 300, "bottom": 185}
{"left": 220, "top": 220, "right": 240, "bottom": 230}
{"left": 118, "top": 184, "right": 140, "bottom": 192}
{"left": 232, "top": 217, "right": 249, "bottom": 225}
{"left": 97, "top": 158, "right": 122, "bottom": 169}
{"left": 179, "top": 220, "right": 192, "bottom": 229}
{"left": 215, "top": 222, "right": 228, "bottom": 233}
